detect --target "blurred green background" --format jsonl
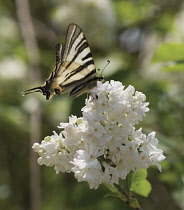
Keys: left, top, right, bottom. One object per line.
{"left": 0, "top": 0, "right": 184, "bottom": 209}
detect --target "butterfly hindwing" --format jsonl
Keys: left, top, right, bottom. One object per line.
{"left": 55, "top": 43, "right": 65, "bottom": 70}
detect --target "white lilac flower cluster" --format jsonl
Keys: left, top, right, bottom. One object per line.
{"left": 33, "top": 80, "right": 165, "bottom": 189}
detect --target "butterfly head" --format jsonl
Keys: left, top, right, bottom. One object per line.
{"left": 22, "top": 81, "right": 62, "bottom": 100}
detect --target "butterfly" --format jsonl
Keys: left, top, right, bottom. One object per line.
{"left": 22, "top": 23, "right": 104, "bottom": 100}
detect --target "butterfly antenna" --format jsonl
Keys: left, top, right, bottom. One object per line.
{"left": 100, "top": 60, "right": 110, "bottom": 76}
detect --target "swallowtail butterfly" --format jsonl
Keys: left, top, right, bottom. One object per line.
{"left": 22, "top": 23, "right": 104, "bottom": 100}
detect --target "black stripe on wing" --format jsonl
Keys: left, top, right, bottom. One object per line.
{"left": 53, "top": 43, "right": 65, "bottom": 77}
{"left": 47, "top": 43, "right": 65, "bottom": 81}
{"left": 65, "top": 40, "right": 91, "bottom": 69}
{"left": 82, "top": 52, "right": 93, "bottom": 61}
{"left": 61, "top": 69, "right": 96, "bottom": 88}
{"left": 62, "top": 24, "right": 81, "bottom": 62}
{"left": 55, "top": 43, "right": 65, "bottom": 66}
{"left": 75, "top": 37, "right": 86, "bottom": 50}
{"left": 63, "top": 59, "right": 95, "bottom": 83}
{"left": 69, "top": 76, "right": 102, "bottom": 98}
{"left": 63, "top": 24, "right": 95, "bottom": 68}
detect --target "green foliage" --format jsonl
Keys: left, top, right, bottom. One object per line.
{"left": 153, "top": 13, "right": 174, "bottom": 33}
{"left": 120, "top": 169, "right": 151, "bottom": 198}
{"left": 130, "top": 169, "right": 151, "bottom": 197}
{"left": 114, "top": 0, "right": 153, "bottom": 25}
{"left": 153, "top": 42, "right": 184, "bottom": 62}
{"left": 153, "top": 42, "right": 184, "bottom": 71}
{"left": 104, "top": 170, "right": 151, "bottom": 208}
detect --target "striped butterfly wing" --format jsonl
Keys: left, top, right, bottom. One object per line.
{"left": 22, "top": 24, "right": 103, "bottom": 100}
{"left": 54, "top": 24, "right": 102, "bottom": 98}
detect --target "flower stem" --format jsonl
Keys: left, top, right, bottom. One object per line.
{"left": 114, "top": 183, "right": 129, "bottom": 200}
{"left": 113, "top": 183, "right": 143, "bottom": 210}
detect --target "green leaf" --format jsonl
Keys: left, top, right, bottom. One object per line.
{"left": 130, "top": 169, "right": 152, "bottom": 197}
{"left": 104, "top": 169, "right": 152, "bottom": 199}
{"left": 153, "top": 43, "right": 184, "bottom": 62}
{"left": 131, "top": 179, "right": 151, "bottom": 197}
{"left": 131, "top": 169, "right": 147, "bottom": 182}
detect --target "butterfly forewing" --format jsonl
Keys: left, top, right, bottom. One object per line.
{"left": 60, "top": 24, "right": 96, "bottom": 74}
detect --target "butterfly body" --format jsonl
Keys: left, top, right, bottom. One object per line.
{"left": 22, "top": 24, "right": 104, "bottom": 100}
